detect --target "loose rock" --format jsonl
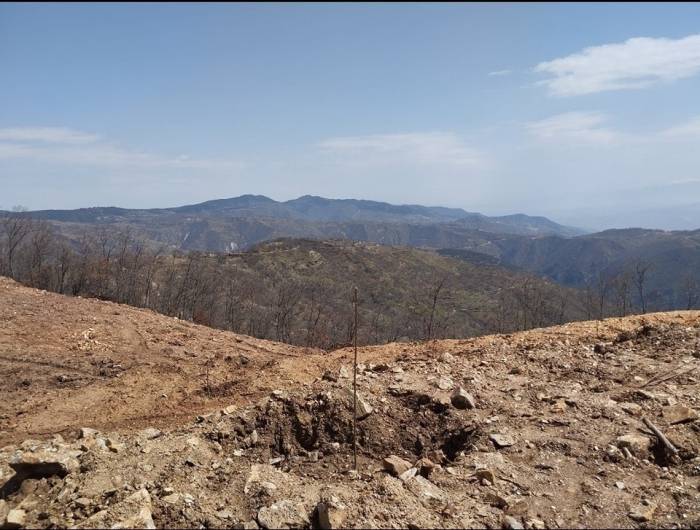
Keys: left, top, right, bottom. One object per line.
{"left": 616, "top": 434, "right": 651, "bottom": 458}
{"left": 383, "top": 455, "right": 412, "bottom": 477}
{"left": 503, "top": 515, "right": 525, "bottom": 530}
{"left": 405, "top": 475, "right": 447, "bottom": 509}
{"left": 662, "top": 404, "right": 698, "bottom": 425}
{"left": 341, "top": 388, "right": 373, "bottom": 419}
{"left": 4, "top": 509, "right": 26, "bottom": 530}
{"left": 490, "top": 433, "right": 515, "bottom": 449}
{"left": 316, "top": 496, "right": 346, "bottom": 530}
{"left": 257, "top": 500, "right": 309, "bottom": 529}
{"left": 629, "top": 503, "right": 656, "bottom": 522}
{"left": 451, "top": 387, "right": 476, "bottom": 409}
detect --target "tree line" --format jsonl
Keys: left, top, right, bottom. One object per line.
{"left": 2, "top": 210, "right": 696, "bottom": 348}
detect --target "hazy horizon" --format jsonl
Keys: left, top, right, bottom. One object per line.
{"left": 2, "top": 3, "right": 700, "bottom": 231}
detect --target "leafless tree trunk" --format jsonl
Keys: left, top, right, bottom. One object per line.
{"left": 1, "top": 207, "right": 32, "bottom": 279}
{"left": 634, "top": 260, "right": 652, "bottom": 314}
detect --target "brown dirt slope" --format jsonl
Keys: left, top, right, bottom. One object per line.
{"left": 0, "top": 276, "right": 699, "bottom": 529}
{"left": 0, "top": 276, "right": 327, "bottom": 445}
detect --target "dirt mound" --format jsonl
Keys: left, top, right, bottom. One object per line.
{"left": 1, "top": 277, "right": 700, "bottom": 528}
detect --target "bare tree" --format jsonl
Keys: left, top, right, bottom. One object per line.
{"left": 425, "top": 277, "right": 447, "bottom": 340}
{"left": 611, "top": 268, "right": 632, "bottom": 317}
{"left": 25, "top": 220, "right": 54, "bottom": 289}
{"left": 681, "top": 272, "right": 699, "bottom": 310}
{"left": 0, "top": 207, "right": 32, "bottom": 278}
{"left": 633, "top": 260, "right": 653, "bottom": 314}
{"left": 272, "top": 278, "right": 300, "bottom": 343}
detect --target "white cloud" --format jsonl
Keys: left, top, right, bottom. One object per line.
{"left": 535, "top": 34, "right": 700, "bottom": 96}
{"left": 488, "top": 69, "right": 512, "bottom": 77}
{"left": 0, "top": 127, "right": 100, "bottom": 144}
{"left": 660, "top": 116, "right": 700, "bottom": 138}
{"left": 526, "top": 111, "right": 621, "bottom": 144}
{"left": 317, "top": 132, "right": 486, "bottom": 168}
{"left": 0, "top": 126, "right": 242, "bottom": 170}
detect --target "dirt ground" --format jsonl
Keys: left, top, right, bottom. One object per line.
{"left": 1, "top": 276, "right": 699, "bottom": 529}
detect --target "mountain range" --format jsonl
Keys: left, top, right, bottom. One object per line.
{"left": 4, "top": 195, "right": 699, "bottom": 312}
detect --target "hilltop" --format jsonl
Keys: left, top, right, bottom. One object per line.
{"left": 1, "top": 277, "right": 699, "bottom": 528}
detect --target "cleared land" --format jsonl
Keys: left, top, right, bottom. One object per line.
{"left": 0, "top": 277, "right": 699, "bottom": 528}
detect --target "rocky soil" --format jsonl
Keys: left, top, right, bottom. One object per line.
{"left": 1, "top": 277, "right": 699, "bottom": 528}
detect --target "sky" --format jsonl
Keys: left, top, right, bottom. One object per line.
{"left": 2, "top": 2, "right": 700, "bottom": 230}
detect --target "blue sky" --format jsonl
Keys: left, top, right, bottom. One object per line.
{"left": 2, "top": 3, "right": 700, "bottom": 229}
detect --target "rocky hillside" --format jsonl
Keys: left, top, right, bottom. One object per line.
{"left": 1, "top": 278, "right": 699, "bottom": 528}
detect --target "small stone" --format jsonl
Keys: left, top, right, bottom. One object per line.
{"left": 74, "top": 497, "right": 91, "bottom": 508}
{"left": 162, "top": 493, "right": 180, "bottom": 504}
{"left": 415, "top": 457, "right": 436, "bottom": 478}
{"left": 619, "top": 402, "right": 642, "bottom": 416}
{"left": 257, "top": 500, "right": 309, "bottom": 529}
{"left": 77, "top": 488, "right": 154, "bottom": 529}
{"left": 405, "top": 475, "right": 447, "bottom": 509}
{"left": 216, "top": 510, "right": 233, "bottom": 520}
{"left": 182, "top": 493, "right": 195, "bottom": 505}
{"left": 615, "top": 481, "right": 625, "bottom": 490}
{"left": 451, "top": 387, "right": 476, "bottom": 409}
{"left": 440, "top": 352, "right": 455, "bottom": 363}
{"left": 10, "top": 447, "right": 81, "bottom": 478}
{"left": 473, "top": 469, "right": 496, "bottom": 484}
{"left": 106, "top": 438, "right": 124, "bottom": 453}
{"left": 139, "top": 428, "right": 162, "bottom": 440}
{"left": 593, "top": 343, "right": 607, "bottom": 354}
{"left": 484, "top": 492, "right": 509, "bottom": 509}
{"left": 4, "top": 509, "right": 26, "bottom": 529}
{"left": 269, "top": 456, "right": 285, "bottom": 466}
{"left": 616, "top": 434, "right": 651, "bottom": 457}
{"left": 432, "top": 392, "right": 452, "bottom": 408}
{"left": 629, "top": 503, "right": 656, "bottom": 522}
{"left": 503, "top": 515, "right": 524, "bottom": 530}
{"left": 399, "top": 467, "right": 418, "bottom": 482}
{"left": 79, "top": 427, "right": 99, "bottom": 439}
{"left": 338, "top": 366, "right": 351, "bottom": 379}
{"left": 662, "top": 404, "right": 699, "bottom": 425}
{"left": 437, "top": 376, "right": 454, "bottom": 390}
{"left": 383, "top": 455, "right": 412, "bottom": 477}
{"left": 634, "top": 390, "right": 655, "bottom": 401}
{"left": 551, "top": 400, "right": 568, "bottom": 413}
{"left": 222, "top": 405, "right": 237, "bottom": 415}
{"left": 322, "top": 370, "right": 338, "bottom": 382}
{"left": 341, "top": 387, "right": 373, "bottom": 419}
{"left": 490, "top": 433, "right": 515, "bottom": 449}
{"left": 316, "top": 497, "right": 346, "bottom": 529}
{"left": 525, "top": 519, "right": 546, "bottom": 530}
{"left": 506, "top": 501, "right": 529, "bottom": 517}
{"left": 426, "top": 449, "right": 446, "bottom": 464}
{"left": 261, "top": 482, "right": 277, "bottom": 495}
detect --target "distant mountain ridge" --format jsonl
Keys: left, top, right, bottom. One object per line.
{"left": 10, "top": 194, "right": 584, "bottom": 237}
